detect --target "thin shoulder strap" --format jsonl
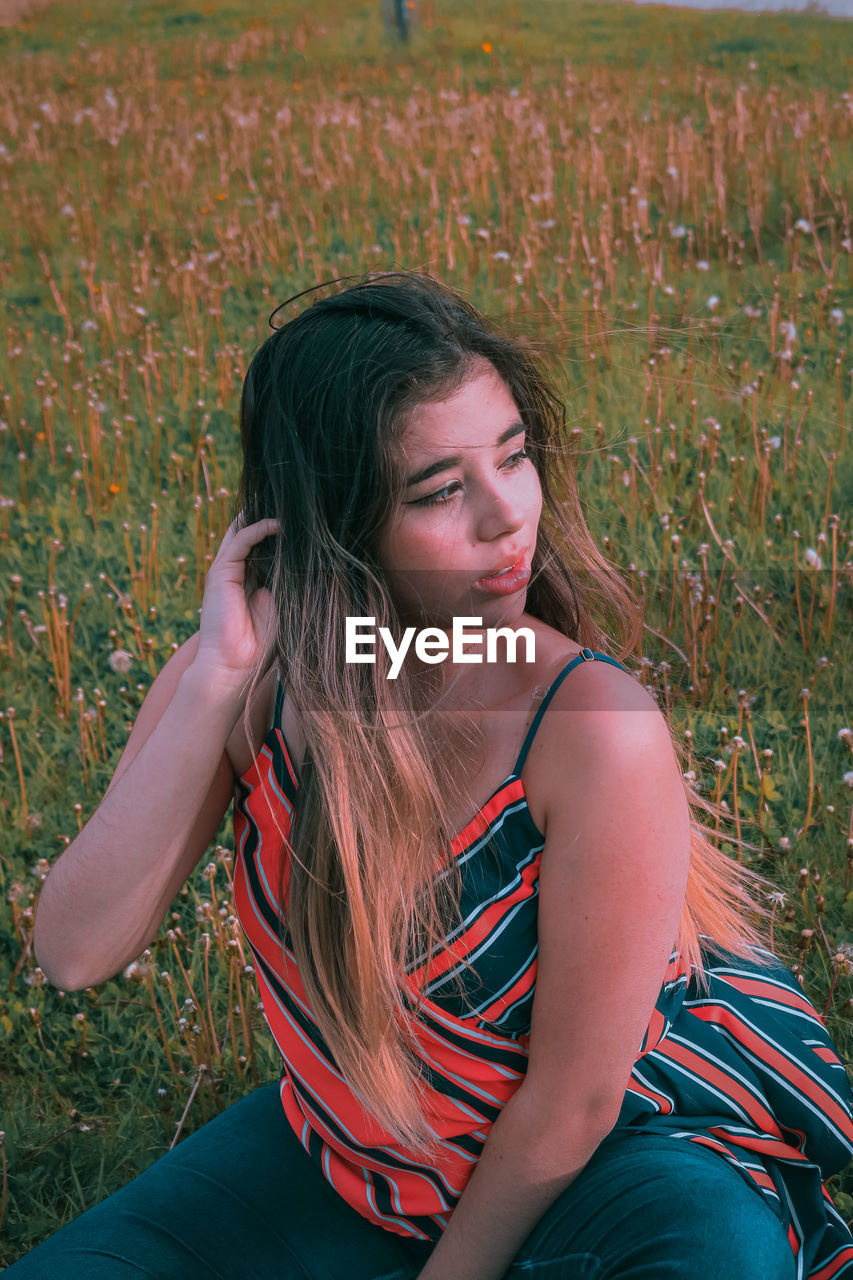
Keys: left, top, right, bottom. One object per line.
{"left": 513, "top": 648, "right": 628, "bottom": 776}
{"left": 270, "top": 667, "right": 285, "bottom": 734}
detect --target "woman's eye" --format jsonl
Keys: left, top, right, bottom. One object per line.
{"left": 412, "top": 450, "right": 530, "bottom": 508}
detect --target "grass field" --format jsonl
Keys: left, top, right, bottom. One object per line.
{"left": 1, "top": 0, "right": 853, "bottom": 1262}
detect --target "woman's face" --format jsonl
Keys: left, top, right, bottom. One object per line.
{"left": 377, "top": 360, "right": 543, "bottom": 646}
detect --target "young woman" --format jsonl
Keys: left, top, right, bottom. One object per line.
{"left": 20, "top": 272, "right": 853, "bottom": 1279}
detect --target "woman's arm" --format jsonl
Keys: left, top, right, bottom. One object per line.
{"left": 33, "top": 636, "right": 242, "bottom": 991}
{"left": 416, "top": 1081, "right": 615, "bottom": 1280}
{"left": 417, "top": 668, "right": 691, "bottom": 1280}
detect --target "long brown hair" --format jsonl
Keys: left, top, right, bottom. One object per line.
{"left": 232, "top": 271, "right": 781, "bottom": 1157}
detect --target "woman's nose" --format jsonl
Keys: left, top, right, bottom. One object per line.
{"left": 474, "top": 486, "right": 526, "bottom": 543}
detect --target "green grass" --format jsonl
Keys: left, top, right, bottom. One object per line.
{"left": 1, "top": 0, "right": 852, "bottom": 1262}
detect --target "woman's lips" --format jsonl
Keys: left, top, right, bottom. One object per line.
{"left": 472, "top": 555, "right": 531, "bottom": 595}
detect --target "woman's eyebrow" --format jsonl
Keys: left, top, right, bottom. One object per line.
{"left": 404, "top": 422, "right": 525, "bottom": 489}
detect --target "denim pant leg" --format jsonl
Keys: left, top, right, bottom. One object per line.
{"left": 6, "top": 1082, "right": 435, "bottom": 1280}
{"left": 506, "top": 1130, "right": 796, "bottom": 1279}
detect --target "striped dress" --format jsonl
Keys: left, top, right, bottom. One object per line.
{"left": 232, "top": 648, "right": 853, "bottom": 1277}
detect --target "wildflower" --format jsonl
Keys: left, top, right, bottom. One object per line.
{"left": 838, "top": 727, "right": 852, "bottom": 742}
{"left": 779, "top": 320, "right": 797, "bottom": 344}
{"left": 767, "top": 890, "right": 787, "bottom": 908}
{"left": 109, "top": 649, "right": 133, "bottom": 673}
{"left": 804, "top": 548, "right": 822, "bottom": 569}
{"left": 767, "top": 436, "right": 781, "bottom": 449}
{"left": 830, "top": 308, "right": 844, "bottom": 326}
{"left": 844, "top": 771, "right": 853, "bottom": 788}
{"left": 794, "top": 219, "right": 811, "bottom": 234}
{"left": 671, "top": 225, "right": 686, "bottom": 239}
{"left": 707, "top": 296, "right": 720, "bottom": 311}
{"left": 696, "top": 260, "right": 709, "bottom": 271}
{"left": 743, "top": 304, "right": 762, "bottom": 319}
{"left": 779, "top": 837, "right": 791, "bottom": 851}
{"left": 157, "top": 1087, "right": 167, "bottom": 1096}
{"left": 666, "top": 166, "right": 679, "bottom": 179}
{"left": 492, "top": 250, "right": 510, "bottom": 262}
{"left": 482, "top": 41, "right": 492, "bottom": 53}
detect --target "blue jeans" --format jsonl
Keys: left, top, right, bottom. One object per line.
{"left": 8, "top": 1081, "right": 795, "bottom": 1279}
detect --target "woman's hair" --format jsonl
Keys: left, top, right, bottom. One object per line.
{"left": 232, "top": 271, "right": 782, "bottom": 1157}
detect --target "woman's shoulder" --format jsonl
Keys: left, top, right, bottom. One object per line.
{"left": 520, "top": 620, "right": 638, "bottom": 702}
{"left": 529, "top": 634, "right": 660, "bottom": 746}
{"left": 526, "top": 646, "right": 674, "bottom": 835}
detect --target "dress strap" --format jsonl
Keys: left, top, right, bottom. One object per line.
{"left": 512, "top": 648, "right": 628, "bottom": 776}
{"left": 270, "top": 667, "right": 285, "bottom": 734}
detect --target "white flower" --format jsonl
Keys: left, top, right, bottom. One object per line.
{"left": 804, "top": 547, "right": 822, "bottom": 569}
{"left": 666, "top": 166, "right": 679, "bottom": 179}
{"left": 671, "top": 225, "right": 686, "bottom": 239}
{"left": 707, "top": 295, "right": 720, "bottom": 311}
{"left": 830, "top": 308, "right": 844, "bottom": 326}
{"left": 779, "top": 320, "right": 797, "bottom": 344}
{"left": 109, "top": 648, "right": 133, "bottom": 673}
{"left": 844, "top": 771, "right": 853, "bottom": 788}
{"left": 492, "top": 250, "right": 510, "bottom": 262}
{"left": 743, "top": 304, "right": 762, "bottom": 319}
{"left": 767, "top": 436, "right": 781, "bottom": 449}
{"left": 696, "top": 260, "right": 709, "bottom": 271}
{"left": 794, "top": 219, "right": 811, "bottom": 234}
